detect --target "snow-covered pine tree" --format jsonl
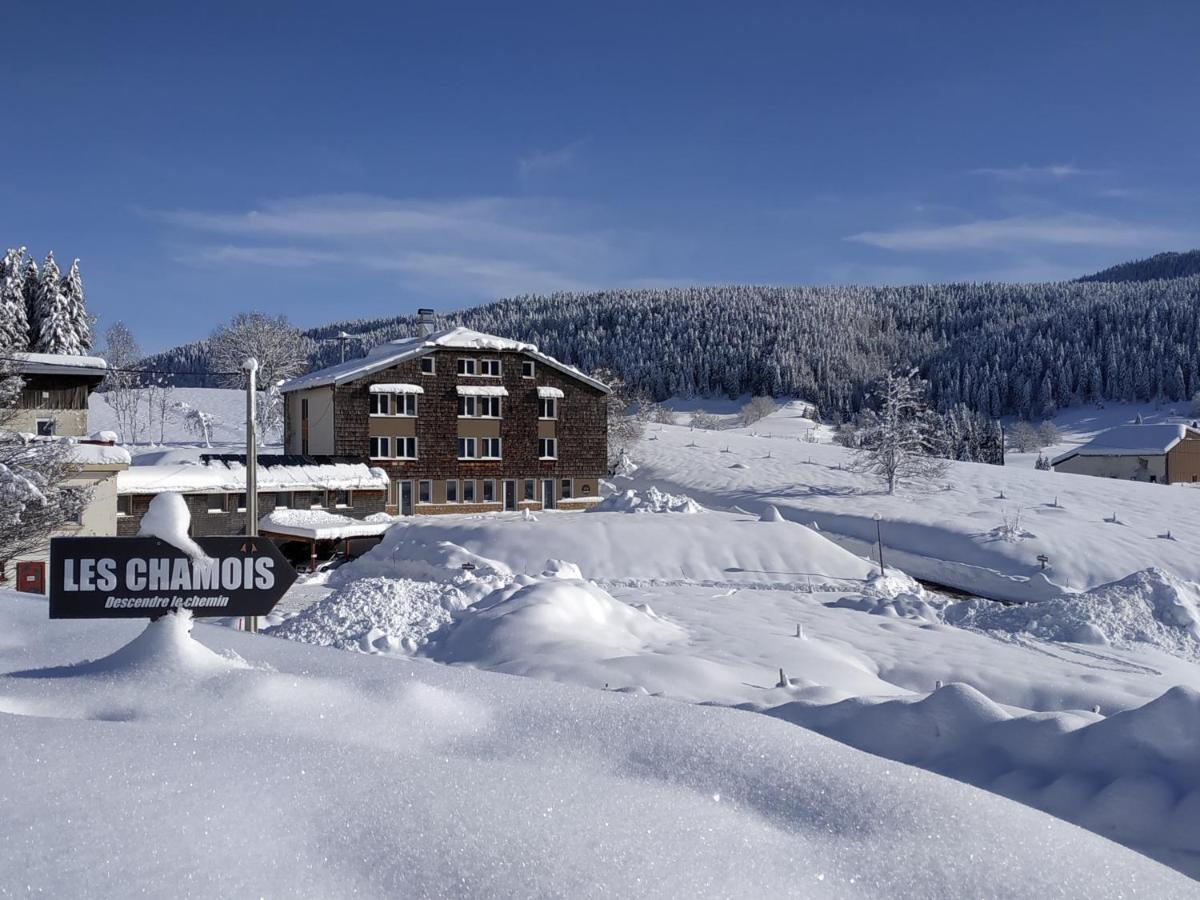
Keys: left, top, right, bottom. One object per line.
{"left": 59, "top": 258, "right": 91, "bottom": 353}
{"left": 853, "top": 370, "right": 949, "bottom": 494}
{"left": 33, "top": 253, "right": 78, "bottom": 354}
{"left": 20, "top": 257, "right": 39, "bottom": 348}
{"left": 0, "top": 248, "right": 30, "bottom": 351}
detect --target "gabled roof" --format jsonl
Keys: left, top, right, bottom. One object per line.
{"left": 118, "top": 455, "right": 389, "bottom": 495}
{"left": 1051, "top": 423, "right": 1199, "bottom": 466}
{"left": 280, "top": 326, "right": 610, "bottom": 394}
{"left": 13, "top": 352, "right": 108, "bottom": 378}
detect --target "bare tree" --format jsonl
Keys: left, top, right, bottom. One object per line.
{"left": 852, "top": 370, "right": 948, "bottom": 494}
{"left": 739, "top": 396, "right": 777, "bottom": 426}
{"left": 145, "top": 374, "right": 176, "bottom": 444}
{"left": 1010, "top": 421, "right": 1040, "bottom": 453}
{"left": 208, "top": 312, "right": 308, "bottom": 389}
{"left": 592, "top": 366, "right": 644, "bottom": 469}
{"left": 1037, "top": 420, "right": 1060, "bottom": 447}
{"left": 177, "top": 403, "right": 216, "bottom": 447}
{"left": 99, "top": 321, "right": 146, "bottom": 443}
{"left": 689, "top": 411, "right": 721, "bottom": 430}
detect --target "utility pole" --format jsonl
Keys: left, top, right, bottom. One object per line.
{"left": 244, "top": 357, "right": 259, "bottom": 634}
{"left": 873, "top": 512, "right": 886, "bottom": 574}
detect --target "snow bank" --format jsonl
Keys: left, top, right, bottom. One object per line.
{"left": 266, "top": 577, "right": 468, "bottom": 654}
{"left": 591, "top": 486, "right": 703, "bottom": 514}
{"left": 137, "top": 492, "right": 206, "bottom": 559}
{"left": 259, "top": 508, "right": 393, "bottom": 540}
{"left": 426, "top": 574, "right": 686, "bottom": 676}
{"left": 0, "top": 587, "right": 1193, "bottom": 897}
{"left": 336, "top": 508, "right": 881, "bottom": 587}
{"left": 765, "top": 681, "right": 1200, "bottom": 875}
{"left": 945, "top": 568, "right": 1200, "bottom": 659}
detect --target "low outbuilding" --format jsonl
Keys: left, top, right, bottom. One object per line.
{"left": 1051, "top": 424, "right": 1200, "bottom": 483}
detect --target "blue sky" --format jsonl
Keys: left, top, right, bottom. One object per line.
{"left": 3, "top": 2, "right": 1199, "bottom": 351}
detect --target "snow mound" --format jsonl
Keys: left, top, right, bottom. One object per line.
{"left": 612, "top": 450, "right": 639, "bottom": 479}
{"left": 828, "top": 591, "right": 942, "bottom": 622}
{"left": 334, "top": 529, "right": 512, "bottom": 602}
{"left": 51, "top": 610, "right": 246, "bottom": 677}
{"left": 137, "top": 492, "right": 207, "bottom": 559}
{"left": 945, "top": 567, "right": 1200, "bottom": 659}
{"left": 427, "top": 577, "right": 685, "bottom": 673}
{"left": 266, "top": 577, "right": 469, "bottom": 654}
{"left": 541, "top": 559, "right": 583, "bottom": 579}
{"left": 591, "top": 486, "right": 703, "bottom": 514}
{"left": 760, "top": 505, "right": 785, "bottom": 522}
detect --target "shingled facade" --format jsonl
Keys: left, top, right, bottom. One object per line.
{"left": 281, "top": 328, "right": 609, "bottom": 515}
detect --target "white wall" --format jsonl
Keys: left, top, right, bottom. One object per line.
{"left": 1054, "top": 453, "right": 1167, "bottom": 482}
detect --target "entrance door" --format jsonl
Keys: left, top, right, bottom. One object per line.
{"left": 16, "top": 561, "right": 45, "bottom": 594}
{"left": 541, "top": 479, "right": 556, "bottom": 510}
{"left": 503, "top": 480, "right": 516, "bottom": 511}
{"left": 397, "top": 481, "right": 414, "bottom": 516}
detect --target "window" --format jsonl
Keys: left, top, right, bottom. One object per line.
{"left": 561, "top": 479, "right": 573, "bottom": 500}
{"left": 420, "top": 356, "right": 436, "bottom": 375}
{"left": 458, "top": 396, "right": 501, "bottom": 417}
{"left": 370, "top": 393, "right": 417, "bottom": 416}
{"left": 482, "top": 479, "right": 495, "bottom": 503}
{"left": 457, "top": 437, "right": 477, "bottom": 459}
{"left": 370, "top": 436, "right": 391, "bottom": 458}
{"left": 234, "top": 493, "right": 247, "bottom": 512}
{"left": 521, "top": 360, "right": 535, "bottom": 378}
{"left": 446, "top": 480, "right": 459, "bottom": 503}
{"left": 310, "top": 491, "right": 326, "bottom": 508}
{"left": 396, "top": 394, "right": 418, "bottom": 417}
{"left": 334, "top": 490, "right": 350, "bottom": 508}
{"left": 117, "top": 495, "right": 133, "bottom": 517}
{"left": 36, "top": 418, "right": 55, "bottom": 436}
{"left": 457, "top": 358, "right": 477, "bottom": 376}
{"left": 480, "top": 437, "right": 501, "bottom": 459}
{"left": 524, "top": 479, "right": 535, "bottom": 501}
{"left": 462, "top": 479, "right": 476, "bottom": 503}
{"left": 539, "top": 438, "right": 558, "bottom": 459}
{"left": 480, "top": 358, "right": 501, "bottom": 377}
{"left": 274, "top": 492, "right": 292, "bottom": 509}
{"left": 207, "top": 494, "right": 226, "bottom": 514}
{"left": 539, "top": 397, "right": 557, "bottom": 419}
{"left": 395, "top": 437, "right": 418, "bottom": 459}
{"left": 369, "top": 393, "right": 390, "bottom": 416}
{"left": 418, "top": 480, "right": 431, "bottom": 504}
{"left": 293, "top": 491, "right": 311, "bottom": 509}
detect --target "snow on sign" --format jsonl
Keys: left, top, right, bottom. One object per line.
{"left": 48, "top": 536, "right": 297, "bottom": 619}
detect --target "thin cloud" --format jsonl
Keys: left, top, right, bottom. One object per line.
{"left": 846, "top": 214, "right": 1185, "bottom": 252}
{"left": 518, "top": 140, "right": 586, "bottom": 178}
{"left": 969, "top": 163, "right": 1106, "bottom": 181}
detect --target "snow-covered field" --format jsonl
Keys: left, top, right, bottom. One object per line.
{"left": 8, "top": 592, "right": 1192, "bottom": 898}
{"left": 88, "top": 387, "right": 276, "bottom": 450}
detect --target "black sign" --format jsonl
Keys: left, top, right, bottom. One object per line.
{"left": 49, "top": 536, "right": 298, "bottom": 619}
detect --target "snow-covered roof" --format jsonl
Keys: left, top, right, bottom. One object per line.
{"left": 457, "top": 385, "right": 509, "bottom": 397}
{"left": 258, "top": 509, "right": 394, "bottom": 541}
{"left": 118, "top": 458, "right": 389, "bottom": 495}
{"left": 369, "top": 383, "right": 424, "bottom": 394}
{"left": 12, "top": 352, "right": 107, "bottom": 378}
{"left": 537, "top": 386, "right": 565, "bottom": 399}
{"left": 1051, "top": 424, "right": 1199, "bottom": 466}
{"left": 280, "top": 326, "right": 610, "bottom": 394}
{"left": 68, "top": 442, "right": 132, "bottom": 467}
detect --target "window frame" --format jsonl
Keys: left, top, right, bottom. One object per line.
{"left": 369, "top": 393, "right": 391, "bottom": 416}
{"left": 234, "top": 493, "right": 247, "bottom": 513}
{"left": 446, "top": 479, "right": 459, "bottom": 503}
{"left": 521, "top": 360, "right": 535, "bottom": 378}
{"left": 457, "top": 436, "right": 477, "bottom": 460}
{"left": 334, "top": 489, "right": 351, "bottom": 508}
{"left": 523, "top": 478, "right": 535, "bottom": 501}
{"left": 35, "top": 418, "right": 55, "bottom": 437}
{"left": 206, "top": 493, "right": 226, "bottom": 514}
{"left": 539, "top": 397, "right": 557, "bottom": 420}
{"left": 479, "top": 358, "right": 502, "bottom": 378}
{"left": 462, "top": 479, "right": 476, "bottom": 503}
{"left": 395, "top": 436, "right": 418, "bottom": 460}
{"left": 561, "top": 479, "right": 573, "bottom": 500}
{"left": 482, "top": 479, "right": 495, "bottom": 503}
{"left": 274, "top": 492, "right": 292, "bottom": 510}
{"left": 480, "top": 437, "right": 502, "bottom": 460}
{"left": 420, "top": 356, "right": 436, "bottom": 375}
{"left": 117, "top": 494, "right": 133, "bottom": 517}
{"left": 456, "top": 357, "right": 477, "bottom": 376}
{"left": 369, "top": 436, "right": 391, "bottom": 459}
{"left": 418, "top": 479, "right": 432, "bottom": 504}
{"left": 538, "top": 437, "right": 558, "bottom": 460}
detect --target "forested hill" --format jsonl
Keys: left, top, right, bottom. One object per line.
{"left": 142, "top": 277, "right": 1200, "bottom": 419}
{"left": 1079, "top": 250, "right": 1200, "bottom": 284}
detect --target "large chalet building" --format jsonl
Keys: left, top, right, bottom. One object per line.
{"left": 280, "top": 326, "right": 609, "bottom": 515}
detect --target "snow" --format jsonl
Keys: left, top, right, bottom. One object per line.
{"left": 1, "top": 586, "right": 1192, "bottom": 898}
{"left": 258, "top": 508, "right": 394, "bottom": 540}
{"left": 64, "top": 440, "right": 131, "bottom": 466}
{"left": 118, "top": 459, "right": 388, "bottom": 495}
{"left": 89, "top": 430, "right": 118, "bottom": 443}
{"left": 280, "top": 326, "right": 611, "bottom": 394}
{"left": 368, "top": 382, "right": 423, "bottom": 394}
{"left": 536, "top": 385, "right": 564, "bottom": 398}
{"left": 592, "top": 486, "right": 705, "bottom": 514}
{"left": 137, "top": 492, "right": 207, "bottom": 559}
{"left": 456, "top": 384, "right": 509, "bottom": 397}
{"left": 11, "top": 351, "right": 106, "bottom": 376}
{"left": 88, "top": 386, "right": 257, "bottom": 448}
{"left": 1052, "top": 423, "right": 1197, "bottom": 464}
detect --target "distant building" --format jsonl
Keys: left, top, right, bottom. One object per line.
{"left": 1051, "top": 424, "right": 1200, "bottom": 484}
{"left": 280, "top": 326, "right": 609, "bottom": 515}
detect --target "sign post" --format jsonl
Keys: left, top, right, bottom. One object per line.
{"left": 49, "top": 535, "right": 296, "bottom": 620}
{"left": 244, "top": 356, "right": 259, "bottom": 633}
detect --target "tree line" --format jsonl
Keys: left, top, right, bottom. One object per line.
{"left": 0, "top": 248, "right": 91, "bottom": 356}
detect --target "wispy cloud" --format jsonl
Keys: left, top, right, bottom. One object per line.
{"left": 846, "top": 214, "right": 1185, "bottom": 252}
{"left": 517, "top": 140, "right": 586, "bottom": 178}
{"left": 155, "top": 193, "right": 653, "bottom": 299}
{"left": 969, "top": 163, "right": 1107, "bottom": 181}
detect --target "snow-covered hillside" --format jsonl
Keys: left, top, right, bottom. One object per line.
{"left": 87, "top": 387, "right": 276, "bottom": 448}
{"left": 7, "top": 592, "right": 1190, "bottom": 898}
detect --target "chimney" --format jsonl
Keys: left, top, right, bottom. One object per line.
{"left": 417, "top": 308, "right": 436, "bottom": 339}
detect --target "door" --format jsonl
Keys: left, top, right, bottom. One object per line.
{"left": 503, "top": 480, "right": 516, "bottom": 511}
{"left": 16, "top": 561, "right": 45, "bottom": 594}
{"left": 541, "top": 479, "right": 556, "bottom": 510}
{"left": 399, "top": 481, "right": 414, "bottom": 516}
